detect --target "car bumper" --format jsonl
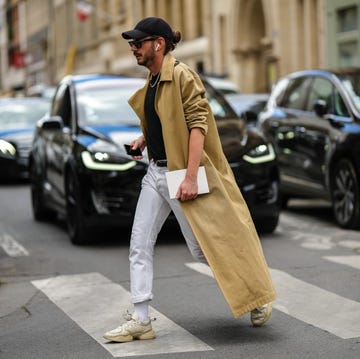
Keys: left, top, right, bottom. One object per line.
{"left": 0, "top": 157, "right": 29, "bottom": 180}
{"left": 76, "top": 160, "right": 280, "bottom": 230}
{"left": 231, "top": 160, "right": 281, "bottom": 219}
{"left": 77, "top": 164, "right": 146, "bottom": 226}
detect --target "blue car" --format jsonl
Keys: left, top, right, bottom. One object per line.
{"left": 0, "top": 97, "right": 50, "bottom": 180}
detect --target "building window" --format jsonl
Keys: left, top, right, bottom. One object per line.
{"left": 339, "top": 41, "right": 358, "bottom": 67}
{"left": 338, "top": 6, "right": 357, "bottom": 32}
{"left": 336, "top": 5, "right": 359, "bottom": 67}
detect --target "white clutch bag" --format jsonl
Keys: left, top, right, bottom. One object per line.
{"left": 165, "top": 166, "right": 210, "bottom": 199}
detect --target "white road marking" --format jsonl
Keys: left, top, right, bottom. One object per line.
{"left": 31, "top": 272, "right": 212, "bottom": 358}
{"left": 186, "top": 262, "right": 360, "bottom": 339}
{"left": 0, "top": 233, "right": 29, "bottom": 257}
{"left": 324, "top": 255, "right": 360, "bottom": 271}
{"left": 337, "top": 240, "right": 360, "bottom": 252}
{"left": 278, "top": 213, "right": 360, "bottom": 251}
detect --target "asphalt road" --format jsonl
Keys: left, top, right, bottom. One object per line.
{"left": 0, "top": 182, "right": 360, "bottom": 359}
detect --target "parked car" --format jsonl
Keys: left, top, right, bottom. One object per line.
{"left": 204, "top": 76, "right": 240, "bottom": 95}
{"left": 29, "top": 74, "right": 280, "bottom": 245}
{"left": 0, "top": 97, "right": 50, "bottom": 180}
{"left": 258, "top": 69, "right": 360, "bottom": 229}
{"left": 226, "top": 93, "right": 269, "bottom": 125}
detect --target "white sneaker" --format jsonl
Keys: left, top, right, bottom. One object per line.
{"left": 103, "top": 312, "right": 155, "bottom": 342}
{"left": 251, "top": 302, "right": 272, "bottom": 327}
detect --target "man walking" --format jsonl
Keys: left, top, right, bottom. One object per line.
{"left": 104, "top": 17, "right": 276, "bottom": 343}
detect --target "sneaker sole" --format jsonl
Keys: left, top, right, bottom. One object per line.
{"left": 252, "top": 302, "right": 272, "bottom": 327}
{"left": 104, "top": 329, "right": 156, "bottom": 343}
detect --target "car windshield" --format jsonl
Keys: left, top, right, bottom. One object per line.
{"left": 339, "top": 73, "right": 360, "bottom": 111}
{"left": 0, "top": 101, "right": 50, "bottom": 129}
{"left": 75, "top": 81, "right": 144, "bottom": 126}
{"left": 226, "top": 94, "right": 269, "bottom": 115}
{"left": 203, "top": 84, "right": 237, "bottom": 119}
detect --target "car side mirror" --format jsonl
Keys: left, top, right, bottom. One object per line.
{"left": 40, "top": 116, "right": 64, "bottom": 130}
{"left": 313, "top": 100, "right": 328, "bottom": 117}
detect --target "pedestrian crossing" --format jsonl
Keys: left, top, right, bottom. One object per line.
{"left": 2, "top": 209, "right": 358, "bottom": 356}
{"left": 186, "top": 261, "right": 360, "bottom": 340}
{"left": 324, "top": 255, "right": 360, "bottom": 271}
{"left": 29, "top": 253, "right": 360, "bottom": 358}
{"left": 0, "top": 233, "right": 29, "bottom": 257}
{"left": 31, "top": 272, "right": 213, "bottom": 358}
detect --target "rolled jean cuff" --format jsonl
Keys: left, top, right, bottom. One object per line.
{"left": 131, "top": 293, "right": 153, "bottom": 304}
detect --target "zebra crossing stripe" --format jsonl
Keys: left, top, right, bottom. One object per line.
{"left": 0, "top": 233, "right": 29, "bottom": 257}
{"left": 324, "top": 255, "right": 360, "bottom": 271}
{"left": 186, "top": 262, "right": 360, "bottom": 339}
{"left": 31, "top": 272, "right": 213, "bottom": 358}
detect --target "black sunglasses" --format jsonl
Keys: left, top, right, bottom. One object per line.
{"left": 128, "top": 37, "right": 158, "bottom": 49}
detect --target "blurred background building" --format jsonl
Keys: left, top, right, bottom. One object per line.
{"left": 0, "top": 0, "right": 359, "bottom": 96}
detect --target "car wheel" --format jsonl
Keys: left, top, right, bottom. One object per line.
{"left": 331, "top": 158, "right": 360, "bottom": 229}
{"left": 65, "top": 171, "right": 90, "bottom": 245}
{"left": 256, "top": 215, "right": 279, "bottom": 234}
{"left": 29, "top": 162, "right": 54, "bottom": 221}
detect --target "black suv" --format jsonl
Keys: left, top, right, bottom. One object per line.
{"left": 29, "top": 74, "right": 280, "bottom": 244}
{"left": 258, "top": 69, "right": 360, "bottom": 229}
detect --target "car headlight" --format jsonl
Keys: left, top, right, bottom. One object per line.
{"left": 242, "top": 143, "right": 275, "bottom": 164}
{"left": 0, "top": 139, "right": 16, "bottom": 157}
{"left": 81, "top": 151, "right": 137, "bottom": 171}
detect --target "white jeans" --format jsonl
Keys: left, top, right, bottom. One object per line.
{"left": 129, "top": 160, "right": 207, "bottom": 303}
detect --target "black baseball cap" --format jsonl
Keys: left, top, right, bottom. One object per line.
{"left": 122, "top": 17, "right": 173, "bottom": 40}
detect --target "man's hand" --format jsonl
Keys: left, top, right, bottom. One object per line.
{"left": 130, "top": 136, "right": 146, "bottom": 159}
{"left": 176, "top": 128, "right": 205, "bottom": 201}
{"left": 176, "top": 177, "right": 198, "bottom": 201}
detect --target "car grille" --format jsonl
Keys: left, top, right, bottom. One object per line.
{"left": 89, "top": 172, "right": 142, "bottom": 215}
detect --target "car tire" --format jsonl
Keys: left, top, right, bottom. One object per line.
{"left": 256, "top": 215, "right": 279, "bottom": 234}
{"left": 331, "top": 158, "right": 360, "bottom": 229}
{"left": 29, "top": 162, "right": 54, "bottom": 221}
{"left": 65, "top": 171, "right": 91, "bottom": 245}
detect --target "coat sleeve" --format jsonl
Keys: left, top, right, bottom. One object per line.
{"left": 178, "top": 66, "right": 209, "bottom": 135}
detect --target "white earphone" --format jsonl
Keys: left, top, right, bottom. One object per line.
{"left": 156, "top": 44, "right": 160, "bottom": 51}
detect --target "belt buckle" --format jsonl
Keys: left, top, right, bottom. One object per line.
{"left": 155, "top": 159, "right": 167, "bottom": 167}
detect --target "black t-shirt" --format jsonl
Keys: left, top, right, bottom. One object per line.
{"left": 144, "top": 81, "right": 166, "bottom": 161}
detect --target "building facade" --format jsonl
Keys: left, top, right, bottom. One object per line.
{"left": 326, "top": 0, "right": 360, "bottom": 68}
{"left": 0, "top": 0, "right": 27, "bottom": 95}
{"left": 0, "top": 0, "right": 351, "bottom": 96}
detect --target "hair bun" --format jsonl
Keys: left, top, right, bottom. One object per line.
{"left": 173, "top": 31, "right": 181, "bottom": 43}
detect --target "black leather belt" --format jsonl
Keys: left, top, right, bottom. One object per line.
{"left": 154, "top": 159, "right": 168, "bottom": 167}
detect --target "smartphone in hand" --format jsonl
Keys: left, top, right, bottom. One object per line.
{"left": 124, "top": 144, "right": 142, "bottom": 156}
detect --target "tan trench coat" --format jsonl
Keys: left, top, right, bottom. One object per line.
{"left": 128, "top": 53, "right": 276, "bottom": 317}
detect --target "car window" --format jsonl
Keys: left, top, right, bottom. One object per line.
{"left": 202, "top": 82, "right": 237, "bottom": 119}
{"left": 75, "top": 85, "right": 142, "bottom": 126}
{"left": 280, "top": 77, "right": 309, "bottom": 110}
{"left": 306, "top": 77, "right": 332, "bottom": 111}
{"left": 334, "top": 91, "right": 350, "bottom": 117}
{"left": 339, "top": 74, "right": 360, "bottom": 112}
{"left": 51, "top": 83, "right": 67, "bottom": 116}
{"left": 306, "top": 77, "right": 350, "bottom": 117}
{"left": 267, "top": 77, "right": 288, "bottom": 108}
{"left": 207, "top": 96, "right": 228, "bottom": 118}
{"left": 51, "top": 83, "right": 73, "bottom": 128}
